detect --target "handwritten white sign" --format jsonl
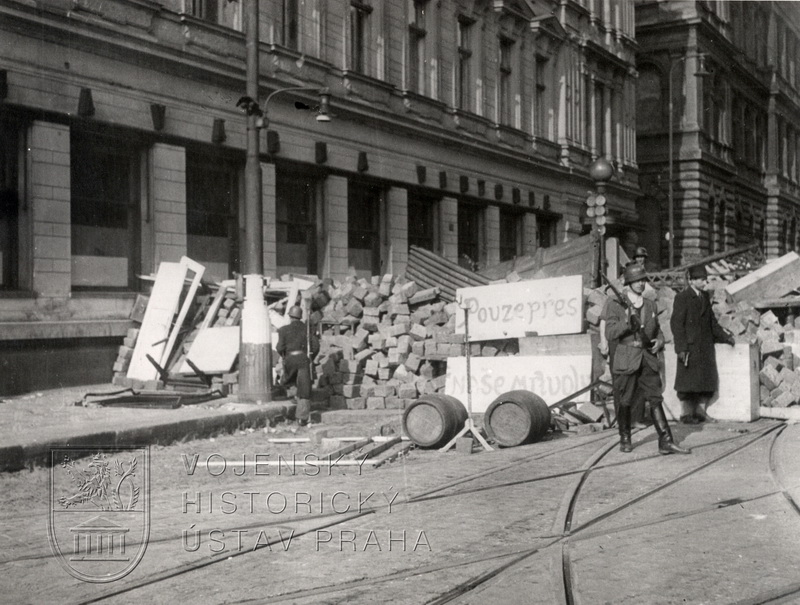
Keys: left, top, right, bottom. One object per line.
{"left": 455, "top": 276, "right": 584, "bottom": 341}
{"left": 444, "top": 355, "right": 593, "bottom": 413}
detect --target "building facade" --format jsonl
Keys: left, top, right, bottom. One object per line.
{"left": 0, "top": 0, "right": 639, "bottom": 393}
{"left": 635, "top": 0, "right": 800, "bottom": 268}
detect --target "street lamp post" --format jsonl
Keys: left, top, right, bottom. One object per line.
{"left": 667, "top": 52, "right": 708, "bottom": 268}
{"left": 237, "top": 0, "right": 268, "bottom": 403}
{"left": 237, "top": 0, "right": 331, "bottom": 403}
{"left": 588, "top": 157, "right": 614, "bottom": 286}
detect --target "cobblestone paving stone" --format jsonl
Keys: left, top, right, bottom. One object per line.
{"left": 1, "top": 399, "right": 799, "bottom": 605}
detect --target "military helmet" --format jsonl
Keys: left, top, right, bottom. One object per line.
{"left": 288, "top": 305, "right": 303, "bottom": 319}
{"left": 634, "top": 246, "right": 648, "bottom": 259}
{"left": 623, "top": 263, "right": 648, "bottom": 285}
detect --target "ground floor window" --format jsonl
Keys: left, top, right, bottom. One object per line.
{"left": 0, "top": 120, "right": 21, "bottom": 290}
{"left": 458, "top": 203, "right": 483, "bottom": 270}
{"left": 71, "top": 131, "right": 140, "bottom": 290}
{"left": 276, "top": 170, "right": 318, "bottom": 276}
{"left": 348, "top": 181, "right": 382, "bottom": 277}
{"left": 407, "top": 193, "right": 438, "bottom": 252}
{"left": 499, "top": 208, "right": 522, "bottom": 261}
{"left": 186, "top": 151, "right": 240, "bottom": 281}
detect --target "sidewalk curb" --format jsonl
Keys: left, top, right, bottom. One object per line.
{"left": 0, "top": 401, "right": 294, "bottom": 472}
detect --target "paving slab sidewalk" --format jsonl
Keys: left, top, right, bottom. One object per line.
{"left": 0, "top": 384, "right": 295, "bottom": 472}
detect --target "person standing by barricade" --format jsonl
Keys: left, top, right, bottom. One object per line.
{"left": 670, "top": 265, "right": 735, "bottom": 423}
{"left": 604, "top": 264, "right": 690, "bottom": 455}
{"left": 276, "top": 305, "right": 319, "bottom": 426}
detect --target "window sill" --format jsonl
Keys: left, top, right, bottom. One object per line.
{"left": 71, "top": 290, "right": 139, "bottom": 300}
{"left": 0, "top": 290, "right": 36, "bottom": 299}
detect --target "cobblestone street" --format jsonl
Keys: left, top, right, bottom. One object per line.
{"left": 2, "top": 416, "right": 799, "bottom": 604}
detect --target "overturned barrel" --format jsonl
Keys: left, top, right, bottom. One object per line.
{"left": 402, "top": 394, "right": 468, "bottom": 448}
{"left": 484, "top": 390, "right": 551, "bottom": 447}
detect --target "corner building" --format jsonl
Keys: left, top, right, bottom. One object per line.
{"left": 635, "top": 0, "right": 800, "bottom": 266}
{"left": 0, "top": 0, "right": 639, "bottom": 392}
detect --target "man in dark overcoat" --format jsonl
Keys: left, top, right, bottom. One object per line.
{"left": 277, "top": 305, "right": 319, "bottom": 426}
{"left": 605, "top": 264, "right": 689, "bottom": 455}
{"left": 670, "top": 265, "right": 735, "bottom": 423}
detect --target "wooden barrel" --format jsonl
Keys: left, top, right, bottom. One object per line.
{"left": 402, "top": 394, "right": 468, "bottom": 448}
{"left": 484, "top": 390, "right": 551, "bottom": 447}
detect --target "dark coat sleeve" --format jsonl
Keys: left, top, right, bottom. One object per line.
{"left": 671, "top": 290, "right": 688, "bottom": 354}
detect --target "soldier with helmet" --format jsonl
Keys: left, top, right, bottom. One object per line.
{"left": 604, "top": 263, "right": 690, "bottom": 455}
{"left": 276, "top": 304, "right": 319, "bottom": 426}
{"left": 633, "top": 246, "right": 648, "bottom": 268}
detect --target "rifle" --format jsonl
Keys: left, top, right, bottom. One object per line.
{"left": 601, "top": 272, "right": 653, "bottom": 350}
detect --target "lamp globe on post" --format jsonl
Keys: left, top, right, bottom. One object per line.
{"left": 588, "top": 157, "right": 614, "bottom": 286}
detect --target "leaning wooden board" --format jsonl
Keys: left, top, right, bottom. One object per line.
{"left": 126, "top": 262, "right": 188, "bottom": 381}
{"left": 725, "top": 252, "right": 800, "bottom": 303}
{"left": 178, "top": 326, "right": 240, "bottom": 374}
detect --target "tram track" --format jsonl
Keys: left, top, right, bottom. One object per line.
{"left": 29, "top": 419, "right": 787, "bottom": 604}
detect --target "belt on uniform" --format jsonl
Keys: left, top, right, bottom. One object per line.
{"left": 286, "top": 350, "right": 305, "bottom": 356}
{"left": 618, "top": 340, "right": 642, "bottom": 348}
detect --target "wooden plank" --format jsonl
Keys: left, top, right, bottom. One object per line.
{"left": 752, "top": 297, "right": 800, "bottom": 309}
{"left": 372, "top": 442, "right": 413, "bottom": 468}
{"left": 178, "top": 326, "right": 239, "bottom": 374}
{"left": 200, "top": 285, "right": 229, "bottom": 330}
{"left": 759, "top": 406, "right": 800, "bottom": 421}
{"left": 325, "top": 438, "right": 373, "bottom": 459}
{"left": 160, "top": 257, "right": 205, "bottom": 367}
{"left": 725, "top": 252, "right": 800, "bottom": 303}
{"left": 518, "top": 333, "right": 593, "bottom": 356}
{"left": 351, "top": 436, "right": 402, "bottom": 459}
{"left": 126, "top": 262, "right": 188, "bottom": 381}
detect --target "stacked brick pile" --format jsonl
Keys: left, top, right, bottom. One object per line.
{"left": 308, "top": 274, "right": 466, "bottom": 410}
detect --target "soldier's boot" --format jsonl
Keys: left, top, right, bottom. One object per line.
{"left": 296, "top": 398, "right": 311, "bottom": 427}
{"left": 617, "top": 406, "right": 633, "bottom": 453}
{"left": 652, "top": 401, "right": 691, "bottom": 455}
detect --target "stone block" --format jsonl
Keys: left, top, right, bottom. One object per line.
{"left": 329, "top": 395, "right": 347, "bottom": 409}
{"left": 346, "top": 397, "right": 366, "bottom": 410}
{"left": 409, "top": 287, "right": 439, "bottom": 305}
{"left": 366, "top": 396, "right": 386, "bottom": 409}
{"left": 342, "top": 384, "right": 361, "bottom": 398}
{"left": 404, "top": 353, "right": 422, "bottom": 373}
{"left": 385, "top": 397, "right": 404, "bottom": 409}
{"left": 373, "top": 384, "right": 397, "bottom": 398}
{"left": 760, "top": 365, "right": 782, "bottom": 391}
{"left": 585, "top": 305, "right": 603, "bottom": 326}
{"left": 773, "top": 391, "right": 796, "bottom": 408}
{"left": 761, "top": 339, "right": 785, "bottom": 358}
